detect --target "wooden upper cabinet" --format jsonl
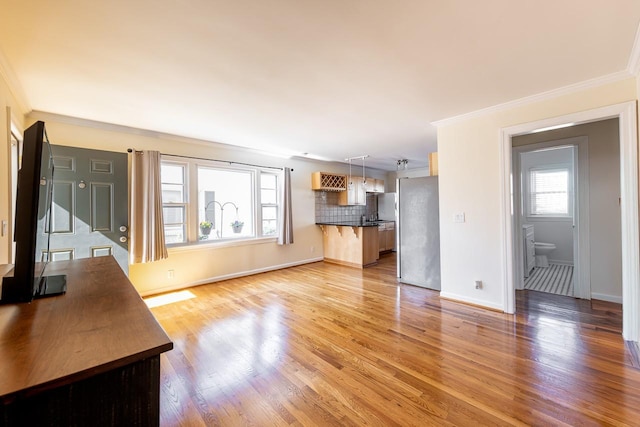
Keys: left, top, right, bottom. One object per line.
{"left": 364, "top": 178, "right": 384, "bottom": 193}
{"left": 429, "top": 152, "right": 438, "bottom": 176}
{"left": 339, "top": 176, "right": 366, "bottom": 205}
{"left": 311, "top": 172, "right": 347, "bottom": 191}
{"left": 374, "top": 178, "right": 385, "bottom": 193}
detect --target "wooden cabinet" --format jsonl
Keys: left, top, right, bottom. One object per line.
{"left": 338, "top": 176, "right": 366, "bottom": 205}
{"left": 320, "top": 225, "right": 379, "bottom": 268}
{"left": 312, "top": 171, "right": 383, "bottom": 204}
{"left": 311, "top": 172, "right": 347, "bottom": 191}
{"left": 0, "top": 257, "right": 173, "bottom": 425}
{"left": 365, "top": 178, "right": 385, "bottom": 193}
{"left": 429, "top": 152, "right": 438, "bottom": 176}
{"left": 378, "top": 222, "right": 396, "bottom": 252}
{"left": 338, "top": 177, "right": 384, "bottom": 205}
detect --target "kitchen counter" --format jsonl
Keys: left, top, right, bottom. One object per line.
{"left": 316, "top": 222, "right": 381, "bottom": 268}
{"left": 315, "top": 220, "right": 393, "bottom": 227}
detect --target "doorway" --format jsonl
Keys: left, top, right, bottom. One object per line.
{"left": 514, "top": 143, "right": 580, "bottom": 298}
{"left": 499, "top": 101, "right": 639, "bottom": 342}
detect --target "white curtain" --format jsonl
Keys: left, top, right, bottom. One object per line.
{"left": 129, "top": 150, "right": 168, "bottom": 263}
{"left": 277, "top": 167, "right": 294, "bottom": 245}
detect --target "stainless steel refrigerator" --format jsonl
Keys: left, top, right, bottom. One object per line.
{"left": 397, "top": 176, "right": 441, "bottom": 290}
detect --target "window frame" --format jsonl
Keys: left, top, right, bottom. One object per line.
{"left": 526, "top": 164, "right": 573, "bottom": 219}
{"left": 160, "top": 160, "right": 189, "bottom": 245}
{"left": 161, "top": 156, "right": 279, "bottom": 247}
{"left": 259, "top": 171, "right": 279, "bottom": 237}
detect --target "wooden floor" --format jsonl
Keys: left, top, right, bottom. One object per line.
{"left": 150, "top": 254, "right": 640, "bottom": 426}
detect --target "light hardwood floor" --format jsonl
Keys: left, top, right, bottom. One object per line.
{"left": 150, "top": 254, "right": 640, "bottom": 426}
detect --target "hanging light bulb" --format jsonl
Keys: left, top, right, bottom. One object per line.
{"left": 362, "top": 156, "right": 366, "bottom": 185}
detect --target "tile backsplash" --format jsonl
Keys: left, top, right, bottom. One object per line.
{"left": 315, "top": 191, "right": 377, "bottom": 223}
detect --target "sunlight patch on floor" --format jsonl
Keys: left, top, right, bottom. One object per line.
{"left": 144, "top": 290, "right": 196, "bottom": 308}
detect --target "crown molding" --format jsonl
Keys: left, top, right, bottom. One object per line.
{"left": 628, "top": 22, "right": 640, "bottom": 76}
{"left": 0, "top": 48, "right": 30, "bottom": 114}
{"left": 28, "top": 110, "right": 303, "bottom": 160}
{"left": 431, "top": 70, "right": 633, "bottom": 128}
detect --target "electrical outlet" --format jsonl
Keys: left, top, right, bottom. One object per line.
{"left": 454, "top": 212, "right": 466, "bottom": 223}
{"left": 168, "top": 270, "right": 174, "bottom": 279}
{"left": 310, "top": 246, "right": 315, "bottom": 253}
{"left": 475, "top": 280, "right": 482, "bottom": 290}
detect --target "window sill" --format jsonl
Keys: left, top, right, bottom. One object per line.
{"left": 167, "top": 236, "right": 278, "bottom": 253}
{"left": 525, "top": 216, "right": 573, "bottom": 222}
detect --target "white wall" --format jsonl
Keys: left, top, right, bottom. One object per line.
{"left": 519, "top": 147, "right": 574, "bottom": 264}
{"left": 436, "top": 77, "right": 636, "bottom": 310}
{"left": 0, "top": 67, "right": 26, "bottom": 265}
{"left": 20, "top": 115, "right": 386, "bottom": 295}
{"left": 513, "top": 119, "right": 621, "bottom": 301}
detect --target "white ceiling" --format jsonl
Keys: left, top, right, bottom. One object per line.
{"left": 1, "top": 0, "right": 639, "bottom": 170}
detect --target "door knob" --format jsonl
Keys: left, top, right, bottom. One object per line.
{"left": 119, "top": 236, "right": 128, "bottom": 243}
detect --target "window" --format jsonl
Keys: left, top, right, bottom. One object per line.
{"left": 528, "top": 167, "right": 571, "bottom": 217}
{"left": 198, "top": 166, "right": 253, "bottom": 240}
{"left": 161, "top": 158, "right": 279, "bottom": 246}
{"left": 260, "top": 172, "right": 278, "bottom": 236}
{"left": 161, "top": 162, "right": 187, "bottom": 244}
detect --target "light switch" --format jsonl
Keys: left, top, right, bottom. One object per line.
{"left": 453, "top": 212, "right": 465, "bottom": 223}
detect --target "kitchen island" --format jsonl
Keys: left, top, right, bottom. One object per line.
{"left": 316, "top": 221, "right": 383, "bottom": 268}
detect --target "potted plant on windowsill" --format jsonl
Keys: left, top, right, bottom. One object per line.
{"left": 200, "top": 220, "right": 212, "bottom": 236}
{"left": 230, "top": 220, "right": 244, "bottom": 234}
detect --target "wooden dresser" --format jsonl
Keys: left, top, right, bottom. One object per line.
{"left": 0, "top": 256, "right": 173, "bottom": 426}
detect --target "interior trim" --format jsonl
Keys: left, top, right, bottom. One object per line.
{"left": 499, "top": 101, "right": 639, "bottom": 343}
{"left": 0, "top": 48, "right": 30, "bottom": 113}
{"left": 432, "top": 71, "right": 633, "bottom": 128}
{"left": 628, "top": 23, "right": 640, "bottom": 76}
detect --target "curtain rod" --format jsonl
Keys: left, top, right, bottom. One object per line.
{"left": 127, "top": 148, "right": 293, "bottom": 171}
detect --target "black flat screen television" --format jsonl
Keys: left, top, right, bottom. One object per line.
{"left": 1, "top": 121, "right": 66, "bottom": 303}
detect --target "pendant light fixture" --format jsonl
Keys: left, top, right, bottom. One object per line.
{"left": 362, "top": 156, "right": 366, "bottom": 185}
{"left": 345, "top": 155, "right": 369, "bottom": 187}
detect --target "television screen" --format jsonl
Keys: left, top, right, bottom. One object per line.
{"left": 1, "top": 121, "right": 65, "bottom": 303}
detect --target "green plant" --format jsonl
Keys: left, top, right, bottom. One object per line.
{"left": 230, "top": 220, "right": 244, "bottom": 227}
{"left": 199, "top": 220, "right": 212, "bottom": 229}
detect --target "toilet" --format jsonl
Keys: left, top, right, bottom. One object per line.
{"left": 534, "top": 242, "right": 556, "bottom": 267}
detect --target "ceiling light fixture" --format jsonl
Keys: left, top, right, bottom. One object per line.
{"left": 397, "top": 159, "right": 408, "bottom": 170}
{"left": 345, "top": 155, "right": 369, "bottom": 186}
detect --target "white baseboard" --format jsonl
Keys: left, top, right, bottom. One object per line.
{"left": 139, "top": 256, "right": 324, "bottom": 297}
{"left": 548, "top": 259, "right": 574, "bottom": 266}
{"left": 439, "top": 291, "right": 505, "bottom": 312}
{"left": 591, "top": 292, "right": 623, "bottom": 304}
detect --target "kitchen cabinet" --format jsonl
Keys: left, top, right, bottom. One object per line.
{"left": 338, "top": 176, "right": 384, "bottom": 205}
{"left": 338, "top": 176, "right": 366, "bottom": 205}
{"left": 378, "top": 222, "right": 396, "bottom": 252}
{"left": 429, "top": 152, "right": 438, "bottom": 176}
{"left": 365, "top": 178, "right": 385, "bottom": 193}
{"left": 318, "top": 223, "right": 379, "bottom": 268}
{"left": 311, "top": 172, "right": 347, "bottom": 191}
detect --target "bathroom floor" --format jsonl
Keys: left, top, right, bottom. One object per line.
{"left": 525, "top": 263, "right": 574, "bottom": 296}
